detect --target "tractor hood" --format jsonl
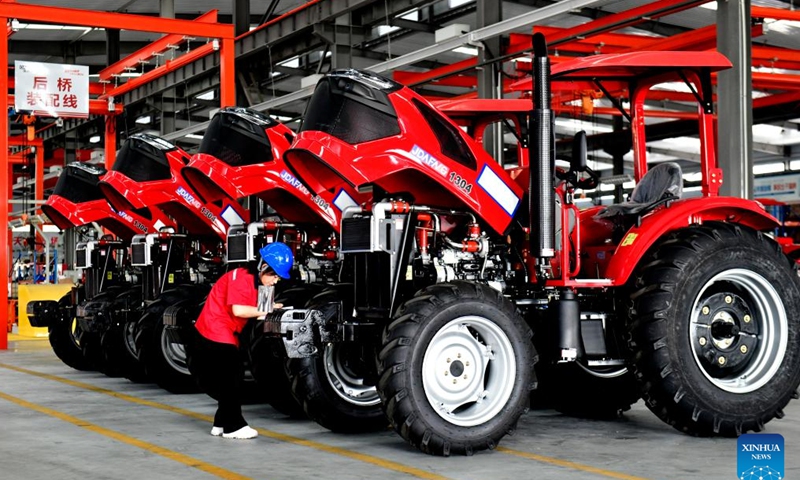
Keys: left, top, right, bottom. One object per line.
{"left": 285, "top": 69, "right": 524, "bottom": 235}
{"left": 182, "top": 108, "right": 357, "bottom": 232}
{"left": 99, "top": 133, "right": 245, "bottom": 240}
{"left": 42, "top": 162, "right": 173, "bottom": 239}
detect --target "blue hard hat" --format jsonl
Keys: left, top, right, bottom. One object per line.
{"left": 259, "top": 242, "right": 294, "bottom": 279}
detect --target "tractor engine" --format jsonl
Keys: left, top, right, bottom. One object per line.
{"left": 409, "top": 211, "right": 508, "bottom": 292}
{"left": 226, "top": 221, "right": 339, "bottom": 284}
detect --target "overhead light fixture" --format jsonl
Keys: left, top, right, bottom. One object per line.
{"left": 452, "top": 46, "right": 479, "bottom": 56}
{"left": 196, "top": 91, "right": 215, "bottom": 101}
{"left": 399, "top": 9, "right": 419, "bottom": 21}
{"left": 754, "top": 162, "right": 786, "bottom": 175}
{"left": 89, "top": 135, "right": 101, "bottom": 144}
{"left": 554, "top": 118, "right": 613, "bottom": 134}
{"left": 11, "top": 20, "right": 93, "bottom": 34}
{"left": 91, "top": 72, "right": 141, "bottom": 78}
{"left": 763, "top": 19, "right": 800, "bottom": 35}
{"left": 135, "top": 115, "right": 151, "bottom": 125}
{"left": 278, "top": 56, "right": 300, "bottom": 69}
{"left": 376, "top": 25, "right": 401, "bottom": 36}
{"left": 186, "top": 133, "right": 204, "bottom": 140}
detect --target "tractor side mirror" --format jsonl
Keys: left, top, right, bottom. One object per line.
{"left": 571, "top": 131, "right": 587, "bottom": 172}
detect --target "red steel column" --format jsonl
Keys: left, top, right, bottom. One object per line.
{"left": 2, "top": 16, "right": 9, "bottom": 350}
{"left": 219, "top": 37, "right": 236, "bottom": 108}
{"left": 105, "top": 115, "right": 116, "bottom": 170}
{"left": 35, "top": 147, "right": 43, "bottom": 214}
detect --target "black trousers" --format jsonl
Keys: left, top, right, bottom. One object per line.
{"left": 189, "top": 329, "right": 247, "bottom": 433}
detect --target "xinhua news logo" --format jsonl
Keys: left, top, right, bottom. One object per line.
{"left": 737, "top": 433, "right": 784, "bottom": 480}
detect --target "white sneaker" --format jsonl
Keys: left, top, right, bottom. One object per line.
{"left": 210, "top": 426, "right": 223, "bottom": 436}
{"left": 222, "top": 426, "right": 258, "bottom": 440}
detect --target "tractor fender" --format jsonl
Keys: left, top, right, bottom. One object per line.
{"left": 603, "top": 197, "right": 779, "bottom": 285}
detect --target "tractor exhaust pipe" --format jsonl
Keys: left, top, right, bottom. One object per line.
{"left": 529, "top": 33, "right": 555, "bottom": 280}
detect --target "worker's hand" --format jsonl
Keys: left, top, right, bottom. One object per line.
{"left": 274, "top": 302, "right": 284, "bottom": 309}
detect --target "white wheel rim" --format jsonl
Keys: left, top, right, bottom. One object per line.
{"left": 323, "top": 344, "right": 381, "bottom": 407}
{"left": 689, "top": 268, "right": 787, "bottom": 394}
{"left": 124, "top": 322, "right": 140, "bottom": 360}
{"left": 422, "top": 316, "right": 516, "bottom": 427}
{"left": 161, "top": 329, "right": 190, "bottom": 375}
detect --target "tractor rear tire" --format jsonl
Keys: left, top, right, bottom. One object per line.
{"left": 285, "top": 284, "right": 387, "bottom": 432}
{"left": 101, "top": 321, "right": 148, "bottom": 383}
{"left": 49, "top": 294, "right": 93, "bottom": 371}
{"left": 378, "top": 281, "right": 536, "bottom": 456}
{"left": 629, "top": 222, "right": 800, "bottom": 436}
{"left": 99, "top": 288, "right": 147, "bottom": 382}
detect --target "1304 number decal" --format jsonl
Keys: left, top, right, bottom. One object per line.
{"left": 449, "top": 172, "right": 473, "bottom": 194}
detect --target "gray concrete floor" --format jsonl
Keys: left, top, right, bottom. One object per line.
{"left": 1, "top": 336, "right": 798, "bottom": 480}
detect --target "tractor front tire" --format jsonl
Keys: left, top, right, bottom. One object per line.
{"left": 137, "top": 292, "right": 198, "bottom": 394}
{"left": 379, "top": 281, "right": 536, "bottom": 456}
{"left": 101, "top": 316, "right": 148, "bottom": 383}
{"left": 49, "top": 294, "right": 93, "bottom": 371}
{"left": 248, "top": 286, "right": 320, "bottom": 418}
{"left": 629, "top": 222, "right": 800, "bottom": 436}
{"left": 285, "top": 285, "right": 387, "bottom": 432}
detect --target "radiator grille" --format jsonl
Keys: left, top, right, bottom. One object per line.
{"left": 226, "top": 233, "right": 248, "bottom": 262}
{"left": 341, "top": 217, "right": 373, "bottom": 252}
{"left": 131, "top": 243, "right": 147, "bottom": 266}
{"left": 75, "top": 247, "right": 88, "bottom": 268}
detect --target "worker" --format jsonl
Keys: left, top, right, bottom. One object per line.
{"left": 190, "top": 242, "right": 293, "bottom": 439}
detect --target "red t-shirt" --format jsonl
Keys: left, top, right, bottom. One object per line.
{"left": 195, "top": 267, "right": 256, "bottom": 346}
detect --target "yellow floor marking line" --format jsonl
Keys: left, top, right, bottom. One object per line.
{"left": 0, "top": 362, "right": 449, "bottom": 480}
{"left": 497, "top": 447, "right": 650, "bottom": 480}
{"left": 0, "top": 389, "right": 253, "bottom": 480}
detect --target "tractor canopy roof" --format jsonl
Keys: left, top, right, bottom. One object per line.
{"left": 511, "top": 50, "right": 732, "bottom": 91}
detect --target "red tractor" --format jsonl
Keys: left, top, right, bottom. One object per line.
{"left": 97, "top": 133, "right": 247, "bottom": 392}
{"left": 180, "top": 107, "right": 365, "bottom": 414}
{"left": 277, "top": 34, "right": 800, "bottom": 455}
{"left": 29, "top": 161, "right": 176, "bottom": 374}
{"left": 182, "top": 107, "right": 361, "bottom": 284}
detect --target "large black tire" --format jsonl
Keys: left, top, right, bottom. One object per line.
{"left": 100, "top": 288, "right": 147, "bottom": 382}
{"left": 285, "top": 284, "right": 387, "bottom": 432}
{"left": 629, "top": 222, "right": 800, "bottom": 436}
{"left": 137, "top": 289, "right": 201, "bottom": 394}
{"left": 378, "top": 281, "right": 536, "bottom": 456}
{"left": 79, "top": 290, "right": 120, "bottom": 375}
{"left": 48, "top": 293, "right": 93, "bottom": 371}
{"left": 247, "top": 286, "right": 321, "bottom": 418}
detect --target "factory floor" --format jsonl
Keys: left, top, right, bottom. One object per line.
{"left": 1, "top": 334, "right": 797, "bottom": 480}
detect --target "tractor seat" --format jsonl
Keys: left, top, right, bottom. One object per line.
{"left": 595, "top": 162, "right": 683, "bottom": 218}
